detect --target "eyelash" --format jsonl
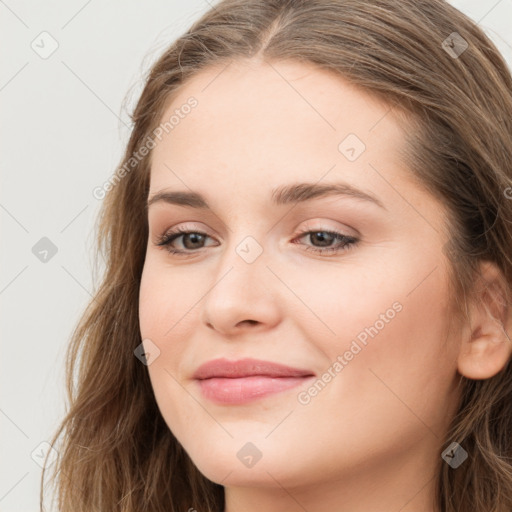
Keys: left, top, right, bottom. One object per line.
{"left": 155, "top": 226, "right": 359, "bottom": 257}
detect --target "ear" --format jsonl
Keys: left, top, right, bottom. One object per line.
{"left": 457, "top": 260, "right": 512, "bottom": 380}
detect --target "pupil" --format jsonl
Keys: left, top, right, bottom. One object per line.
{"left": 312, "top": 231, "right": 333, "bottom": 247}
{"left": 184, "top": 233, "right": 203, "bottom": 249}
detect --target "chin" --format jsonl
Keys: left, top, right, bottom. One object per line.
{"left": 180, "top": 432, "right": 311, "bottom": 489}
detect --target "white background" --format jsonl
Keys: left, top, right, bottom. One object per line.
{"left": 1, "top": 1, "right": 511, "bottom": 510}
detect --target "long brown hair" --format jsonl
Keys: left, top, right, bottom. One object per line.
{"left": 41, "top": 1, "right": 512, "bottom": 510}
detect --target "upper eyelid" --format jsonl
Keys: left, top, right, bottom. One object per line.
{"left": 158, "top": 221, "right": 354, "bottom": 235}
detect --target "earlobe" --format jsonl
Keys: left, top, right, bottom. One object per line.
{"left": 457, "top": 261, "right": 512, "bottom": 380}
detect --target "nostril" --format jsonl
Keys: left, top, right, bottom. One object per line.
{"left": 240, "top": 319, "right": 258, "bottom": 327}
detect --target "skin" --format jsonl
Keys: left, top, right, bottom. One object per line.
{"left": 138, "top": 58, "right": 512, "bottom": 512}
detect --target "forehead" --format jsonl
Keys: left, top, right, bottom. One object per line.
{"left": 149, "top": 58, "right": 410, "bottom": 202}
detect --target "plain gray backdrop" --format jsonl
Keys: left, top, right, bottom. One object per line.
{"left": 1, "top": 1, "right": 511, "bottom": 510}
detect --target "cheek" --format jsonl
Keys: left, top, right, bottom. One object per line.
{"left": 139, "top": 255, "right": 201, "bottom": 343}
{"left": 321, "top": 262, "right": 457, "bottom": 430}
{"left": 298, "top": 249, "right": 458, "bottom": 414}
{"left": 138, "top": 257, "right": 210, "bottom": 436}
{"left": 282, "top": 265, "right": 458, "bottom": 477}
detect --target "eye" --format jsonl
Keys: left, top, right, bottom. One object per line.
{"left": 155, "top": 226, "right": 216, "bottom": 255}
{"left": 292, "top": 229, "right": 359, "bottom": 255}
{"left": 154, "top": 227, "right": 359, "bottom": 256}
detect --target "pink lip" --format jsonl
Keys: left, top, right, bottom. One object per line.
{"left": 193, "top": 357, "right": 315, "bottom": 405}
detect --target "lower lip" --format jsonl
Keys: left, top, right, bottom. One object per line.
{"left": 197, "top": 376, "right": 313, "bottom": 404}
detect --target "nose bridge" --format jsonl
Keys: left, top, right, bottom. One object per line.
{"left": 216, "top": 206, "right": 275, "bottom": 275}
{"left": 210, "top": 229, "right": 271, "bottom": 301}
{"left": 200, "top": 228, "right": 282, "bottom": 333}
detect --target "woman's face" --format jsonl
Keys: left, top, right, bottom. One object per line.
{"left": 139, "top": 59, "right": 461, "bottom": 493}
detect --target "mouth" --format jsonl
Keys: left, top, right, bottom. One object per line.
{"left": 193, "top": 357, "right": 316, "bottom": 405}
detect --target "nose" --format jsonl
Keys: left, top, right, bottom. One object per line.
{"left": 200, "top": 238, "right": 283, "bottom": 337}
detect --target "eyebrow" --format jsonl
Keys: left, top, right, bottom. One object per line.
{"left": 146, "top": 181, "right": 386, "bottom": 211}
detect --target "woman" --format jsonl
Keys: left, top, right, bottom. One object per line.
{"left": 41, "top": 1, "right": 512, "bottom": 511}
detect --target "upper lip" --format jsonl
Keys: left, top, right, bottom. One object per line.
{"left": 193, "top": 358, "right": 315, "bottom": 380}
